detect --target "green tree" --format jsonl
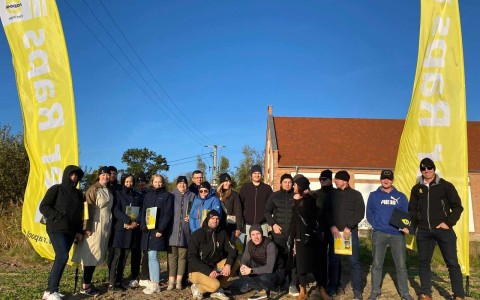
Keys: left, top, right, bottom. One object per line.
{"left": 0, "top": 124, "right": 29, "bottom": 205}
{"left": 196, "top": 155, "right": 208, "bottom": 179}
{"left": 234, "top": 145, "right": 264, "bottom": 191}
{"left": 121, "top": 147, "right": 169, "bottom": 178}
{"left": 79, "top": 166, "right": 97, "bottom": 192}
{"left": 218, "top": 156, "right": 230, "bottom": 175}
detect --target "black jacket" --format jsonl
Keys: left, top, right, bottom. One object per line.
{"left": 264, "top": 188, "right": 294, "bottom": 237}
{"left": 324, "top": 186, "right": 365, "bottom": 231}
{"left": 112, "top": 186, "right": 143, "bottom": 248}
{"left": 218, "top": 190, "right": 243, "bottom": 231}
{"left": 408, "top": 175, "right": 463, "bottom": 230}
{"left": 288, "top": 194, "right": 320, "bottom": 274}
{"left": 140, "top": 187, "right": 174, "bottom": 251}
{"left": 240, "top": 182, "right": 273, "bottom": 225}
{"left": 39, "top": 165, "right": 84, "bottom": 234}
{"left": 188, "top": 216, "right": 238, "bottom": 275}
{"left": 312, "top": 185, "right": 335, "bottom": 230}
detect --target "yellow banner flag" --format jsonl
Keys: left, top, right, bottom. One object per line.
{"left": 1, "top": 0, "right": 79, "bottom": 261}
{"left": 394, "top": 0, "right": 469, "bottom": 275}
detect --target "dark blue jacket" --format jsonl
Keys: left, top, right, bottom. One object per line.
{"left": 112, "top": 186, "right": 143, "bottom": 248}
{"left": 366, "top": 186, "right": 408, "bottom": 235}
{"left": 140, "top": 187, "right": 174, "bottom": 251}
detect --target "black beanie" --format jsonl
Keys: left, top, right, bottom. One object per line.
{"left": 203, "top": 209, "right": 220, "bottom": 228}
{"left": 249, "top": 224, "right": 263, "bottom": 236}
{"left": 98, "top": 166, "right": 109, "bottom": 175}
{"left": 294, "top": 176, "right": 310, "bottom": 191}
{"left": 320, "top": 169, "right": 333, "bottom": 180}
{"left": 250, "top": 164, "right": 262, "bottom": 175}
{"left": 280, "top": 173, "right": 293, "bottom": 183}
{"left": 177, "top": 176, "right": 188, "bottom": 185}
{"left": 136, "top": 173, "right": 147, "bottom": 182}
{"left": 199, "top": 181, "right": 211, "bottom": 191}
{"left": 335, "top": 170, "right": 350, "bottom": 182}
{"left": 219, "top": 173, "right": 231, "bottom": 184}
{"left": 107, "top": 166, "right": 117, "bottom": 173}
{"left": 420, "top": 157, "right": 436, "bottom": 170}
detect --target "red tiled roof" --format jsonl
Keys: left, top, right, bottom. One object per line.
{"left": 272, "top": 117, "right": 480, "bottom": 171}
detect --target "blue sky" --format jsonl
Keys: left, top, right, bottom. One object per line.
{"left": 1, "top": 1, "right": 479, "bottom": 181}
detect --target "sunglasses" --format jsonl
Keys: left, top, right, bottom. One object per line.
{"left": 319, "top": 177, "right": 329, "bottom": 181}
{"left": 199, "top": 189, "right": 209, "bottom": 194}
{"left": 420, "top": 166, "right": 434, "bottom": 171}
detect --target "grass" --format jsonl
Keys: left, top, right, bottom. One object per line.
{"left": 0, "top": 205, "right": 479, "bottom": 299}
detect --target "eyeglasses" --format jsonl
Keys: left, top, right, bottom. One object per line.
{"left": 199, "top": 189, "right": 209, "bottom": 194}
{"left": 420, "top": 166, "right": 434, "bottom": 171}
{"left": 319, "top": 177, "right": 329, "bottom": 181}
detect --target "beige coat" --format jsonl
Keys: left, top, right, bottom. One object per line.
{"left": 72, "top": 182, "right": 113, "bottom": 266}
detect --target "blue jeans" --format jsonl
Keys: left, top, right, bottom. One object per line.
{"left": 417, "top": 228, "right": 464, "bottom": 298}
{"left": 148, "top": 250, "right": 160, "bottom": 283}
{"left": 328, "top": 230, "right": 361, "bottom": 294}
{"left": 47, "top": 232, "right": 75, "bottom": 292}
{"left": 370, "top": 231, "right": 410, "bottom": 299}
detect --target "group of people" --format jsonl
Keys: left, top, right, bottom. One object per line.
{"left": 38, "top": 158, "right": 466, "bottom": 300}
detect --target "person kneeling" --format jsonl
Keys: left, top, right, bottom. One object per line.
{"left": 240, "top": 224, "right": 284, "bottom": 300}
{"left": 188, "top": 210, "right": 238, "bottom": 300}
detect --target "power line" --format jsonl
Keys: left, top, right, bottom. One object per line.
{"left": 96, "top": 0, "right": 215, "bottom": 145}
{"left": 79, "top": 0, "right": 197, "bottom": 142}
{"left": 168, "top": 152, "right": 213, "bottom": 163}
{"left": 61, "top": 0, "right": 205, "bottom": 145}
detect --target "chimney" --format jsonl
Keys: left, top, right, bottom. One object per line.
{"left": 268, "top": 105, "right": 273, "bottom": 116}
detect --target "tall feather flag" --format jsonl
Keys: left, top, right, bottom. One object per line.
{"left": 394, "top": 0, "right": 469, "bottom": 276}
{"left": 1, "top": 0, "right": 79, "bottom": 260}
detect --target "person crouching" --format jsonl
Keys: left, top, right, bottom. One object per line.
{"left": 188, "top": 210, "right": 238, "bottom": 300}
{"left": 240, "top": 224, "right": 285, "bottom": 300}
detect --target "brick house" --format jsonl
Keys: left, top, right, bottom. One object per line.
{"left": 264, "top": 106, "right": 480, "bottom": 238}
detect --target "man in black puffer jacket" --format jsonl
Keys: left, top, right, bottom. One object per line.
{"left": 264, "top": 173, "right": 297, "bottom": 295}
{"left": 39, "top": 165, "right": 85, "bottom": 300}
{"left": 188, "top": 210, "right": 238, "bottom": 300}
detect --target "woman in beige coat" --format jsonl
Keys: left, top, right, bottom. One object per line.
{"left": 72, "top": 166, "right": 113, "bottom": 296}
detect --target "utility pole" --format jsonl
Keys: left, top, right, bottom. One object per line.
{"left": 205, "top": 145, "right": 225, "bottom": 187}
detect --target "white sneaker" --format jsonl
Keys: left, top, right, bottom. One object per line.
{"left": 46, "top": 292, "right": 63, "bottom": 300}
{"left": 211, "top": 288, "right": 230, "bottom": 300}
{"left": 138, "top": 279, "right": 150, "bottom": 287}
{"left": 142, "top": 281, "right": 160, "bottom": 294}
{"left": 289, "top": 285, "right": 300, "bottom": 296}
{"left": 191, "top": 284, "right": 203, "bottom": 300}
{"left": 42, "top": 291, "right": 64, "bottom": 300}
{"left": 128, "top": 279, "right": 139, "bottom": 288}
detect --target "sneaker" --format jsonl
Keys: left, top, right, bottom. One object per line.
{"left": 143, "top": 281, "right": 160, "bottom": 294}
{"left": 191, "top": 284, "right": 203, "bottom": 300}
{"left": 46, "top": 292, "right": 63, "bottom": 300}
{"left": 210, "top": 288, "right": 230, "bottom": 300}
{"left": 176, "top": 282, "right": 183, "bottom": 290}
{"left": 42, "top": 291, "right": 65, "bottom": 300}
{"left": 368, "top": 294, "right": 380, "bottom": 300}
{"left": 289, "top": 285, "right": 300, "bottom": 296}
{"left": 79, "top": 284, "right": 100, "bottom": 296}
{"left": 128, "top": 279, "right": 139, "bottom": 288}
{"left": 166, "top": 282, "right": 175, "bottom": 291}
{"left": 108, "top": 284, "right": 122, "bottom": 292}
{"left": 240, "top": 283, "right": 252, "bottom": 293}
{"left": 248, "top": 289, "right": 268, "bottom": 300}
{"left": 354, "top": 291, "right": 363, "bottom": 300}
{"left": 138, "top": 279, "right": 150, "bottom": 287}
